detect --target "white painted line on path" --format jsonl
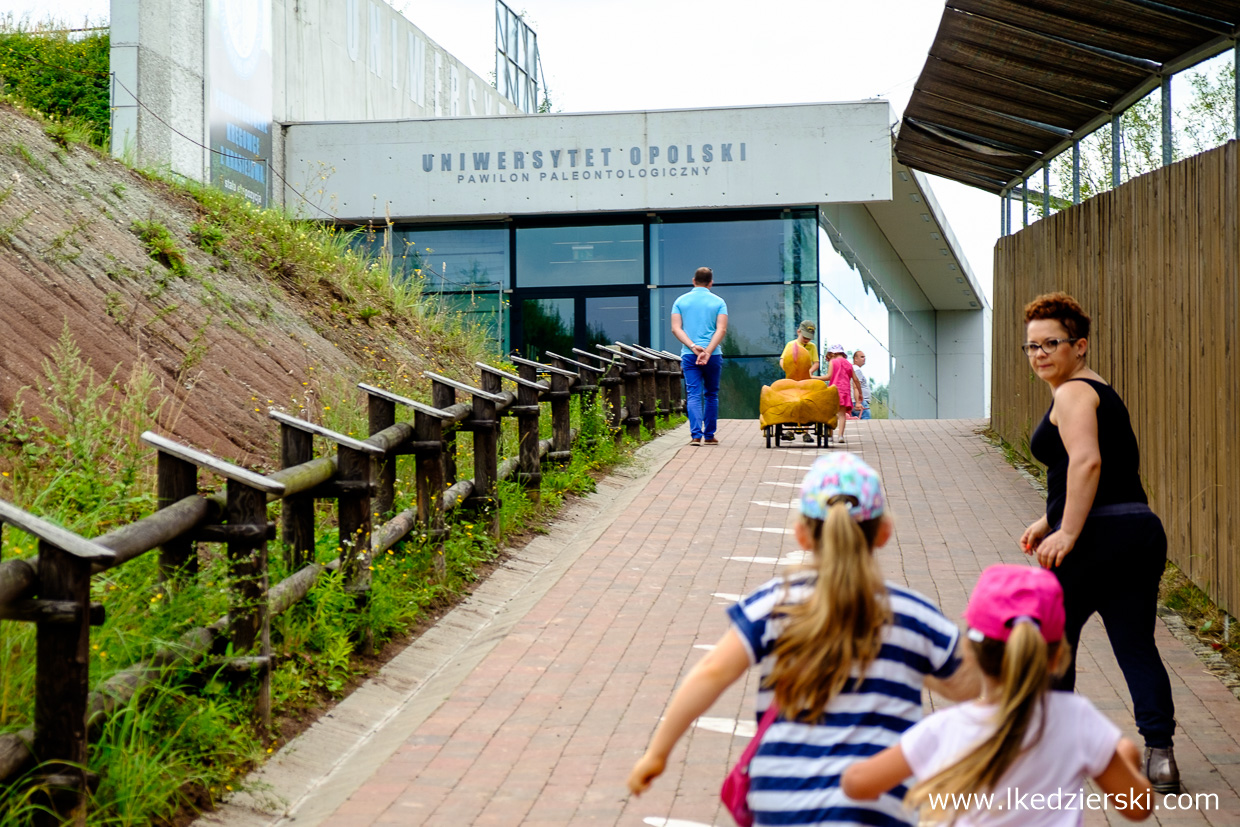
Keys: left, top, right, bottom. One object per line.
{"left": 751, "top": 499, "right": 798, "bottom": 509}
{"left": 694, "top": 716, "right": 758, "bottom": 738}
{"left": 745, "top": 526, "right": 793, "bottom": 535}
{"left": 711, "top": 592, "right": 742, "bottom": 602}
{"left": 762, "top": 480, "right": 800, "bottom": 487}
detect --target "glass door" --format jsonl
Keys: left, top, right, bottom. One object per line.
{"left": 513, "top": 289, "right": 648, "bottom": 360}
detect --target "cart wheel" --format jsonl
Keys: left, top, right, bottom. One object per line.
{"left": 764, "top": 426, "right": 772, "bottom": 449}
{"left": 774, "top": 425, "right": 782, "bottom": 446}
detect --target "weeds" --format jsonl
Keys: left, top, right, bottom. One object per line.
{"left": 8, "top": 142, "right": 48, "bottom": 175}
{"left": 43, "top": 117, "right": 94, "bottom": 150}
{"left": 131, "top": 219, "right": 190, "bottom": 278}
{"left": 0, "top": 207, "right": 34, "bottom": 248}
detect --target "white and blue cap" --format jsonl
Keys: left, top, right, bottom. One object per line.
{"left": 799, "top": 452, "right": 886, "bottom": 522}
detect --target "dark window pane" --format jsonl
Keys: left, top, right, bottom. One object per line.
{"left": 353, "top": 225, "right": 510, "bottom": 291}
{"left": 652, "top": 283, "right": 818, "bottom": 357}
{"left": 651, "top": 214, "right": 817, "bottom": 285}
{"left": 719, "top": 357, "right": 786, "bottom": 420}
{"left": 521, "top": 298, "right": 574, "bottom": 360}
{"left": 516, "top": 225, "right": 644, "bottom": 287}
{"left": 585, "top": 295, "right": 639, "bottom": 347}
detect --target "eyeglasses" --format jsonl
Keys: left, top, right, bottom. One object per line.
{"left": 1021, "top": 337, "right": 1079, "bottom": 356}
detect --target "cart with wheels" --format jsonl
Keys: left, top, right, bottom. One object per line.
{"left": 758, "top": 378, "right": 840, "bottom": 449}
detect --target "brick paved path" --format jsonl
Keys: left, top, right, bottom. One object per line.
{"left": 204, "top": 419, "right": 1240, "bottom": 826}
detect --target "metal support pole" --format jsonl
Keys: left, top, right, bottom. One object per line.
{"left": 1072, "top": 142, "right": 1080, "bottom": 204}
{"left": 1022, "top": 177, "right": 1028, "bottom": 227}
{"left": 1162, "top": 74, "right": 1173, "bottom": 167}
{"left": 1111, "top": 113, "right": 1121, "bottom": 188}
{"left": 1042, "top": 164, "right": 1050, "bottom": 217}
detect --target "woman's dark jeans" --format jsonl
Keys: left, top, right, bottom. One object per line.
{"left": 1052, "top": 509, "right": 1176, "bottom": 748}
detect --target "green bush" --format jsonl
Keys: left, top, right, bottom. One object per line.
{"left": 0, "top": 15, "right": 110, "bottom": 148}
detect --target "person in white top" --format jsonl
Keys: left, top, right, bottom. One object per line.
{"left": 842, "top": 564, "right": 1153, "bottom": 826}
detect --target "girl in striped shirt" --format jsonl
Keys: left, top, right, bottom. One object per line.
{"left": 628, "top": 453, "right": 978, "bottom": 825}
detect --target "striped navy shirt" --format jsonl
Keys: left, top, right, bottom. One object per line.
{"left": 728, "top": 573, "right": 963, "bottom": 827}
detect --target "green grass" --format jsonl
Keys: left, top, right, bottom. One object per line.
{"left": 0, "top": 332, "right": 658, "bottom": 825}
{"left": 131, "top": 219, "right": 191, "bottom": 278}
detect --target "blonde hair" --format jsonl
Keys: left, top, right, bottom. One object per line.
{"left": 908, "top": 623, "right": 1061, "bottom": 822}
{"left": 765, "top": 500, "right": 889, "bottom": 722}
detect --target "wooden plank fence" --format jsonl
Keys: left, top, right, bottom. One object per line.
{"left": 0, "top": 345, "right": 684, "bottom": 825}
{"left": 992, "top": 139, "right": 1240, "bottom": 617}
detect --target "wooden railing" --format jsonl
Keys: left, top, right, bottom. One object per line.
{"left": 0, "top": 346, "right": 683, "bottom": 825}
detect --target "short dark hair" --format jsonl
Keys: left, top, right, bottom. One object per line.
{"left": 1024, "top": 292, "right": 1091, "bottom": 341}
{"left": 693, "top": 267, "right": 714, "bottom": 286}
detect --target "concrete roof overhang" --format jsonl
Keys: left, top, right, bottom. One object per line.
{"left": 863, "top": 156, "right": 988, "bottom": 311}
{"left": 894, "top": 0, "right": 1240, "bottom": 194}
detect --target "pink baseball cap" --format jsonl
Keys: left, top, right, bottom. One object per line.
{"left": 963, "top": 564, "right": 1065, "bottom": 643}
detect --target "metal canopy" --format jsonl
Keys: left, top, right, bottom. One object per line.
{"left": 895, "top": 0, "right": 1240, "bottom": 194}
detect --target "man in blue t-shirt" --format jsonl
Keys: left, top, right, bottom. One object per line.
{"left": 671, "top": 267, "right": 728, "bottom": 445}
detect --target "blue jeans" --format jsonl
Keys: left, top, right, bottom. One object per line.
{"left": 682, "top": 353, "right": 722, "bottom": 439}
{"left": 857, "top": 403, "right": 872, "bottom": 420}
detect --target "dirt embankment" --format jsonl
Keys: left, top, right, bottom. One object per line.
{"left": 0, "top": 102, "right": 474, "bottom": 467}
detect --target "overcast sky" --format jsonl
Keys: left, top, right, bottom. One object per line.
{"left": 10, "top": 0, "right": 999, "bottom": 301}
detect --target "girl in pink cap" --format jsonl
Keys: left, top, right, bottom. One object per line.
{"left": 843, "top": 564, "right": 1153, "bottom": 825}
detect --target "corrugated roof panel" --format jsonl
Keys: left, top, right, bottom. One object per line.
{"left": 904, "top": 98, "right": 1053, "bottom": 153}
{"left": 953, "top": 0, "right": 1209, "bottom": 62}
{"left": 894, "top": 0, "right": 1240, "bottom": 194}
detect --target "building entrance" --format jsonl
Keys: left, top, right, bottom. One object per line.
{"left": 512, "top": 288, "right": 648, "bottom": 360}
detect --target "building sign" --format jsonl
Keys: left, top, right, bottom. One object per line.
{"left": 285, "top": 102, "right": 893, "bottom": 219}
{"left": 208, "top": 0, "right": 272, "bottom": 206}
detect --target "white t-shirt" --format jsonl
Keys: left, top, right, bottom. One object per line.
{"left": 901, "top": 691, "right": 1122, "bottom": 827}
{"left": 729, "top": 574, "right": 963, "bottom": 826}
{"left": 853, "top": 364, "right": 871, "bottom": 404}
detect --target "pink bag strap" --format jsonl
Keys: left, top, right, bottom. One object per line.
{"left": 737, "top": 702, "right": 780, "bottom": 770}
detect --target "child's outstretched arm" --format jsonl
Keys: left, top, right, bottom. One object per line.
{"left": 627, "top": 628, "right": 751, "bottom": 796}
{"left": 1094, "top": 737, "right": 1153, "bottom": 821}
{"left": 841, "top": 743, "right": 913, "bottom": 800}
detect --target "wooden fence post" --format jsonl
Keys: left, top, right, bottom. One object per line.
{"left": 474, "top": 369, "right": 502, "bottom": 538}
{"left": 414, "top": 408, "right": 447, "bottom": 574}
{"left": 599, "top": 345, "right": 642, "bottom": 440}
{"left": 224, "top": 477, "right": 272, "bottom": 730}
{"left": 431, "top": 378, "right": 458, "bottom": 486}
{"left": 156, "top": 451, "right": 197, "bottom": 579}
{"left": 367, "top": 392, "right": 397, "bottom": 518}
{"left": 514, "top": 362, "right": 543, "bottom": 503}
{"left": 140, "top": 434, "right": 285, "bottom": 733}
{"left": 278, "top": 421, "right": 315, "bottom": 570}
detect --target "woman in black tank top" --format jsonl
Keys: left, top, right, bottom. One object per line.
{"left": 1020, "top": 293, "right": 1178, "bottom": 794}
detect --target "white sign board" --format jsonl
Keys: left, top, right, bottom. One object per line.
{"left": 284, "top": 102, "right": 893, "bottom": 220}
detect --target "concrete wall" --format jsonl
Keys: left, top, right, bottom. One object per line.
{"left": 110, "top": 0, "right": 517, "bottom": 189}
{"left": 935, "top": 309, "right": 988, "bottom": 418}
{"left": 110, "top": 0, "right": 207, "bottom": 179}
{"left": 820, "top": 204, "right": 942, "bottom": 419}
{"left": 273, "top": 0, "right": 511, "bottom": 125}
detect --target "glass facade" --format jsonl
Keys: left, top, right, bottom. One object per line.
{"left": 363, "top": 209, "right": 824, "bottom": 418}
{"left": 516, "top": 224, "right": 644, "bottom": 287}
{"left": 818, "top": 206, "right": 939, "bottom": 418}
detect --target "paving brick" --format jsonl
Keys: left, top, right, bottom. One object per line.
{"left": 230, "top": 419, "right": 1240, "bottom": 826}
